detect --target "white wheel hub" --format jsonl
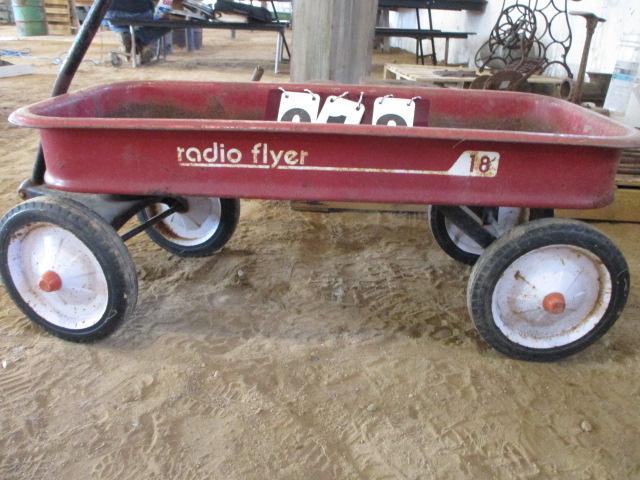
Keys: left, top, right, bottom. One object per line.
{"left": 445, "top": 207, "right": 527, "bottom": 255}
{"left": 491, "top": 245, "right": 612, "bottom": 349}
{"left": 7, "top": 222, "right": 109, "bottom": 330}
{"left": 148, "top": 197, "right": 222, "bottom": 247}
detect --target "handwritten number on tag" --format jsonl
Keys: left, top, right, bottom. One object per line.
{"left": 375, "top": 114, "right": 407, "bottom": 127}
{"left": 281, "top": 108, "right": 313, "bottom": 123}
{"left": 327, "top": 115, "right": 348, "bottom": 124}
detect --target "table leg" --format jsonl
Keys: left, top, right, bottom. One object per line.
{"left": 275, "top": 32, "right": 283, "bottom": 74}
{"left": 427, "top": 8, "right": 437, "bottom": 65}
{"left": 281, "top": 32, "right": 291, "bottom": 59}
{"left": 129, "top": 25, "right": 137, "bottom": 68}
{"left": 186, "top": 28, "right": 193, "bottom": 52}
{"left": 416, "top": 8, "right": 425, "bottom": 65}
{"left": 445, "top": 38, "right": 450, "bottom": 65}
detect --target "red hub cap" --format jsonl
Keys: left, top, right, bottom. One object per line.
{"left": 39, "top": 270, "right": 62, "bottom": 292}
{"left": 543, "top": 292, "right": 566, "bottom": 314}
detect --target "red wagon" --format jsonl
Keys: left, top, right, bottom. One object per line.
{"left": 4, "top": 80, "right": 640, "bottom": 361}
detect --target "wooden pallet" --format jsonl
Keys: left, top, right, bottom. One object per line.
{"left": 383, "top": 63, "right": 565, "bottom": 86}
{"left": 556, "top": 174, "right": 640, "bottom": 223}
{"left": 45, "top": 0, "right": 77, "bottom": 35}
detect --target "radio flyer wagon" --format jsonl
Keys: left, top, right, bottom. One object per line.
{"left": 3, "top": 1, "right": 640, "bottom": 361}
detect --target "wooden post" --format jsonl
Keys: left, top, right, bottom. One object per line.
{"left": 291, "top": 0, "right": 377, "bottom": 83}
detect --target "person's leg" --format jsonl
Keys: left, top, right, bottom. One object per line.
{"left": 134, "top": 10, "right": 170, "bottom": 47}
{"left": 104, "top": 10, "right": 139, "bottom": 54}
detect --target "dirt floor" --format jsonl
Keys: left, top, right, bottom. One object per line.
{"left": 0, "top": 26, "right": 639, "bottom": 479}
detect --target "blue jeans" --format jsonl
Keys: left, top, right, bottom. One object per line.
{"left": 104, "top": 10, "right": 169, "bottom": 46}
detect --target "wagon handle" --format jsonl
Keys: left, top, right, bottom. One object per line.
{"left": 31, "top": 0, "right": 114, "bottom": 185}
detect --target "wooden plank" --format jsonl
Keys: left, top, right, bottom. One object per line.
{"left": 557, "top": 186, "right": 640, "bottom": 223}
{"left": 0, "top": 64, "right": 35, "bottom": 78}
{"left": 293, "top": 175, "right": 640, "bottom": 223}
{"left": 383, "top": 63, "right": 566, "bottom": 85}
{"left": 45, "top": 5, "right": 70, "bottom": 12}
{"left": 46, "top": 13, "right": 72, "bottom": 21}
{"left": 46, "top": 23, "right": 73, "bottom": 34}
{"left": 290, "top": 201, "right": 426, "bottom": 213}
{"left": 68, "top": 0, "right": 79, "bottom": 28}
{"left": 615, "top": 173, "right": 640, "bottom": 188}
{"left": 294, "top": 194, "right": 640, "bottom": 223}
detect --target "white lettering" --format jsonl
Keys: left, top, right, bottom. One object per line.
{"left": 186, "top": 147, "right": 201, "bottom": 163}
{"left": 227, "top": 148, "right": 242, "bottom": 164}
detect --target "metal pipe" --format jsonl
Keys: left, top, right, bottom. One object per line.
{"left": 121, "top": 205, "right": 178, "bottom": 242}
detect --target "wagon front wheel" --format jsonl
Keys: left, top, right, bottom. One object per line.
{"left": 0, "top": 197, "right": 138, "bottom": 342}
{"left": 137, "top": 197, "right": 240, "bottom": 257}
{"left": 467, "top": 218, "right": 629, "bottom": 361}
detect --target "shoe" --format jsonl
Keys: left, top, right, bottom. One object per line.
{"left": 139, "top": 45, "right": 155, "bottom": 64}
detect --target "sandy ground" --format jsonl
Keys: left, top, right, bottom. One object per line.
{"left": 0, "top": 26, "right": 639, "bottom": 479}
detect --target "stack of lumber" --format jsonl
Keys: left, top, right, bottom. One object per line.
{"left": 0, "top": 0, "right": 13, "bottom": 24}
{"left": 44, "top": 0, "right": 76, "bottom": 35}
{"left": 618, "top": 148, "right": 640, "bottom": 176}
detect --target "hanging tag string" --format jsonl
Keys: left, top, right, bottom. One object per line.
{"left": 303, "top": 88, "right": 319, "bottom": 101}
{"left": 330, "top": 91, "right": 350, "bottom": 103}
{"left": 356, "top": 92, "right": 364, "bottom": 111}
{"left": 278, "top": 87, "right": 289, "bottom": 99}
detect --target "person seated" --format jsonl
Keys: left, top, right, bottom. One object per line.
{"left": 104, "top": 0, "right": 170, "bottom": 63}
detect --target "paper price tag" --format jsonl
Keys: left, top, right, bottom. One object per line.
{"left": 316, "top": 96, "right": 365, "bottom": 124}
{"left": 277, "top": 91, "right": 320, "bottom": 123}
{"left": 372, "top": 97, "right": 416, "bottom": 127}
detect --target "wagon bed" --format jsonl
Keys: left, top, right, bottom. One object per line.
{"left": 10, "top": 81, "right": 639, "bottom": 209}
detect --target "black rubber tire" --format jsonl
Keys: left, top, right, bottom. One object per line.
{"left": 467, "top": 218, "right": 629, "bottom": 362}
{"left": 0, "top": 196, "right": 138, "bottom": 342}
{"left": 137, "top": 197, "right": 240, "bottom": 257}
{"left": 428, "top": 206, "right": 553, "bottom": 265}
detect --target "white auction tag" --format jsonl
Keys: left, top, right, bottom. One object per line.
{"left": 372, "top": 97, "right": 417, "bottom": 127}
{"left": 277, "top": 90, "right": 320, "bottom": 123}
{"left": 316, "top": 95, "right": 365, "bottom": 124}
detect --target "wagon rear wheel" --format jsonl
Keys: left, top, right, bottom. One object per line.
{"left": 467, "top": 218, "right": 629, "bottom": 361}
{"left": 428, "top": 206, "right": 552, "bottom": 265}
{"left": 137, "top": 197, "right": 240, "bottom": 257}
{"left": 0, "top": 197, "right": 137, "bottom": 342}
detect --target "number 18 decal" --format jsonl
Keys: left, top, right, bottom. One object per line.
{"left": 469, "top": 152, "right": 499, "bottom": 176}
{"left": 447, "top": 151, "right": 500, "bottom": 177}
